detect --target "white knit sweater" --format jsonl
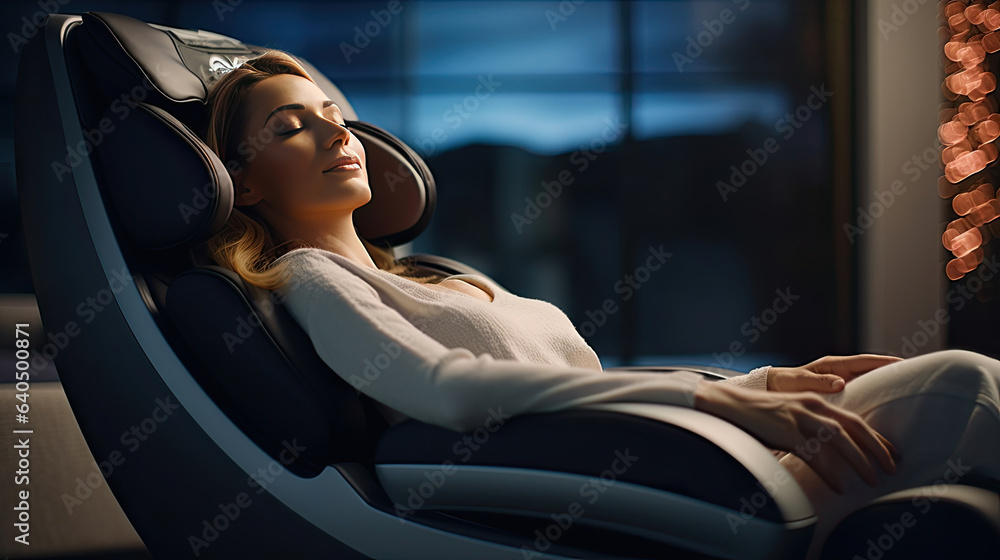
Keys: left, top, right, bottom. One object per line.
{"left": 275, "top": 248, "right": 768, "bottom": 432}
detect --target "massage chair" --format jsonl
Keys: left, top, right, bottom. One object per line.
{"left": 13, "top": 11, "right": 1000, "bottom": 559}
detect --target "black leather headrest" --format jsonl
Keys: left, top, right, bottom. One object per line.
{"left": 78, "top": 11, "right": 357, "bottom": 133}
{"left": 347, "top": 121, "right": 436, "bottom": 245}
{"left": 81, "top": 11, "right": 435, "bottom": 247}
{"left": 96, "top": 102, "right": 232, "bottom": 249}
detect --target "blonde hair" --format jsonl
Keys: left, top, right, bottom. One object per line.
{"left": 202, "top": 51, "right": 438, "bottom": 289}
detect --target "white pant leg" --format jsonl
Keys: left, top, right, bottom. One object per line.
{"left": 774, "top": 349, "right": 1000, "bottom": 560}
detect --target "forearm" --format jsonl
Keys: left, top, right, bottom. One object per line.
{"left": 694, "top": 379, "right": 739, "bottom": 415}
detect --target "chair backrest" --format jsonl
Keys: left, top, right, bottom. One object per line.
{"left": 25, "top": 11, "right": 439, "bottom": 473}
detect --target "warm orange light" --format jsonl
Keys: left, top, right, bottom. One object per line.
{"left": 939, "top": 119, "right": 969, "bottom": 145}
{"left": 941, "top": 1, "right": 1000, "bottom": 281}
{"left": 958, "top": 99, "right": 995, "bottom": 124}
{"left": 946, "top": 1, "right": 967, "bottom": 19}
{"left": 967, "top": 3, "right": 987, "bottom": 24}
{"left": 951, "top": 227, "right": 983, "bottom": 258}
{"left": 959, "top": 41, "right": 987, "bottom": 68}
{"left": 983, "top": 9, "right": 1000, "bottom": 30}
{"left": 971, "top": 118, "right": 1000, "bottom": 142}
{"left": 944, "top": 144, "right": 996, "bottom": 182}
{"left": 949, "top": 13, "right": 972, "bottom": 34}
{"left": 953, "top": 182, "right": 995, "bottom": 214}
{"left": 982, "top": 30, "right": 1000, "bottom": 52}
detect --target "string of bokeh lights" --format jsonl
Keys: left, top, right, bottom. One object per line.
{"left": 940, "top": 0, "right": 1000, "bottom": 281}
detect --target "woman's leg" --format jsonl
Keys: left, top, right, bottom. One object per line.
{"left": 776, "top": 349, "right": 1000, "bottom": 559}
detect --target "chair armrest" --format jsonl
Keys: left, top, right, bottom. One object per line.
{"left": 376, "top": 404, "right": 813, "bottom": 523}
{"left": 375, "top": 403, "right": 815, "bottom": 558}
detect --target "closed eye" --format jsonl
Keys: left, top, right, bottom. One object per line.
{"left": 265, "top": 100, "right": 346, "bottom": 136}
{"left": 276, "top": 122, "right": 349, "bottom": 137}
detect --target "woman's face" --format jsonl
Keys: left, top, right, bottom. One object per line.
{"left": 232, "top": 73, "right": 369, "bottom": 223}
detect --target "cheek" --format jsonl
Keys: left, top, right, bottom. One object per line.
{"left": 254, "top": 144, "right": 309, "bottom": 182}
{"left": 349, "top": 133, "right": 367, "bottom": 167}
{"left": 244, "top": 147, "right": 314, "bottom": 208}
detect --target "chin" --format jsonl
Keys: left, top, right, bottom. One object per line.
{"left": 354, "top": 184, "right": 373, "bottom": 205}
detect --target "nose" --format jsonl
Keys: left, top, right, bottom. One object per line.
{"left": 322, "top": 119, "right": 352, "bottom": 150}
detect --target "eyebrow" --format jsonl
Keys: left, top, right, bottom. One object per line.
{"left": 263, "top": 100, "right": 340, "bottom": 127}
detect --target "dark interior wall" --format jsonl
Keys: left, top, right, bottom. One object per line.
{"left": 4, "top": 1, "right": 851, "bottom": 367}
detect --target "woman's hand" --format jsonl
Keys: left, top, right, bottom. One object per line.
{"left": 766, "top": 354, "right": 903, "bottom": 393}
{"left": 695, "top": 381, "right": 901, "bottom": 494}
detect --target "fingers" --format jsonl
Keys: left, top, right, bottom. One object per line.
{"left": 836, "top": 414, "right": 897, "bottom": 479}
{"left": 793, "top": 415, "right": 853, "bottom": 494}
{"left": 818, "top": 418, "right": 881, "bottom": 488}
{"left": 857, "top": 429, "right": 898, "bottom": 481}
{"left": 821, "top": 404, "right": 898, "bottom": 479}
{"left": 718, "top": 386, "right": 902, "bottom": 496}
{"left": 813, "top": 374, "right": 845, "bottom": 392}
{"left": 875, "top": 431, "right": 903, "bottom": 463}
{"left": 772, "top": 368, "right": 845, "bottom": 393}
{"left": 798, "top": 374, "right": 844, "bottom": 393}
{"left": 794, "top": 399, "right": 899, "bottom": 493}
{"left": 810, "top": 354, "right": 904, "bottom": 379}
{"left": 850, "top": 354, "right": 904, "bottom": 372}
{"left": 803, "top": 449, "right": 849, "bottom": 494}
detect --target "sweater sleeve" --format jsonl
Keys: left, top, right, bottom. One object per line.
{"left": 278, "top": 251, "right": 709, "bottom": 433}
{"left": 719, "top": 366, "right": 769, "bottom": 391}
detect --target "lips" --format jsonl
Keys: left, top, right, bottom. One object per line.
{"left": 323, "top": 155, "right": 362, "bottom": 172}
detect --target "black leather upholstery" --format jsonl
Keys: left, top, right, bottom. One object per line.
{"left": 167, "top": 266, "right": 382, "bottom": 475}
{"left": 376, "top": 409, "right": 786, "bottom": 522}
{"left": 79, "top": 11, "right": 269, "bottom": 132}
{"left": 95, "top": 102, "right": 232, "bottom": 249}
{"left": 348, "top": 120, "right": 437, "bottom": 245}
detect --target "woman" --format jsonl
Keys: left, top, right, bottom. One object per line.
{"left": 201, "top": 52, "right": 1000, "bottom": 558}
